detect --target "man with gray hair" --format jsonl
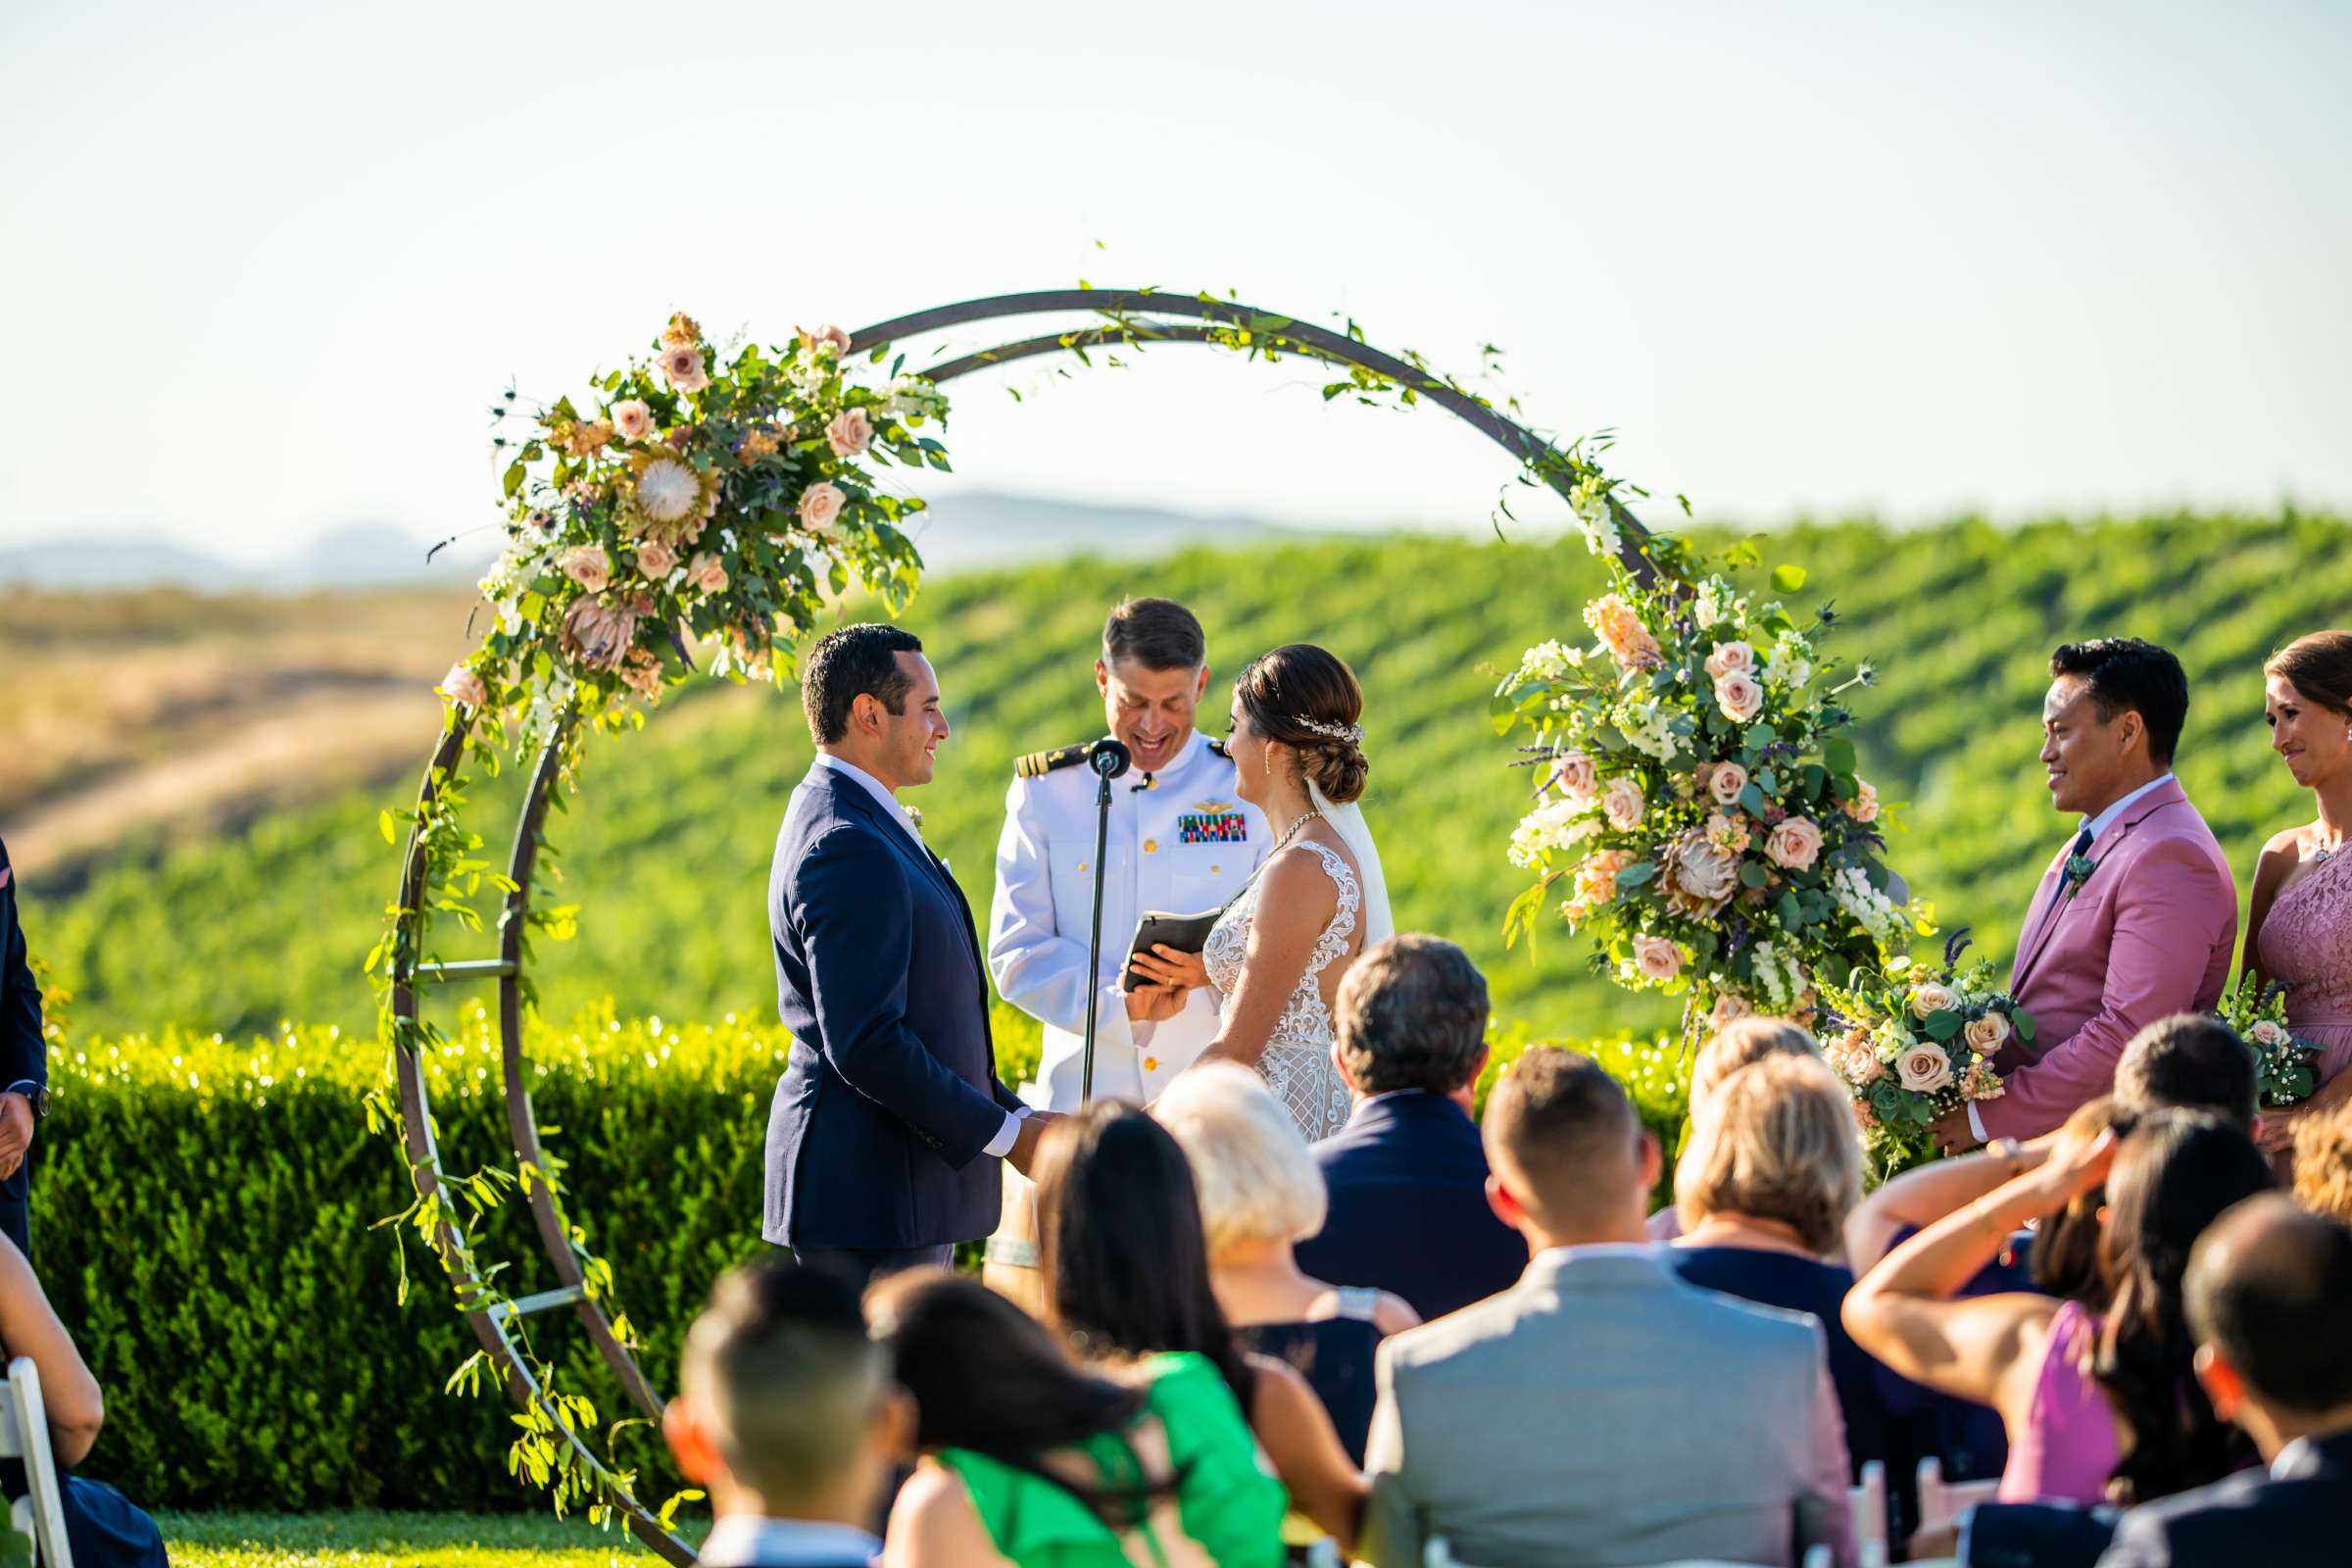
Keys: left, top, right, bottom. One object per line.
{"left": 1293, "top": 935, "right": 1524, "bottom": 1320}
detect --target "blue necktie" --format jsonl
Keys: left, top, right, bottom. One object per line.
{"left": 2072, "top": 825, "right": 2094, "bottom": 861}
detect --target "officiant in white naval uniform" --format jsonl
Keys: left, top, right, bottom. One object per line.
{"left": 989, "top": 599, "right": 1270, "bottom": 1108}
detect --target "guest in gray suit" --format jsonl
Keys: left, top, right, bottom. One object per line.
{"left": 1359, "top": 1047, "right": 1857, "bottom": 1568}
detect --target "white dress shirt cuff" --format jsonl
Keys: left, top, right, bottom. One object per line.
{"left": 1966, "top": 1101, "right": 1988, "bottom": 1145}
{"left": 983, "top": 1105, "right": 1031, "bottom": 1159}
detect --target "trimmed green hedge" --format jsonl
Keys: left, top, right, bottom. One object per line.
{"left": 45, "top": 1004, "right": 1682, "bottom": 1510}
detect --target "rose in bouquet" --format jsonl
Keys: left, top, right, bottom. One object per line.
{"left": 1818, "top": 934, "right": 2034, "bottom": 1180}
{"left": 2216, "top": 975, "right": 2324, "bottom": 1108}
{"left": 441, "top": 313, "right": 954, "bottom": 753}
{"left": 1494, "top": 462, "right": 1923, "bottom": 1029}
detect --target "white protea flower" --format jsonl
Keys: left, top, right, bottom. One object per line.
{"left": 635, "top": 458, "right": 701, "bottom": 524}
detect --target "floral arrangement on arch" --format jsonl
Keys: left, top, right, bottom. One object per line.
{"left": 435, "top": 313, "right": 952, "bottom": 750}
{"left": 1818, "top": 935, "right": 2034, "bottom": 1178}
{"left": 2216, "top": 975, "right": 2324, "bottom": 1108}
{"left": 1494, "top": 459, "right": 1925, "bottom": 1029}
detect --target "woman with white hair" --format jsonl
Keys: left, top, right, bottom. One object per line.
{"left": 1152, "top": 1062, "right": 1417, "bottom": 1463}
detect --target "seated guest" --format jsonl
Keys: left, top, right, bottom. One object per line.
{"left": 1671, "top": 1054, "right": 1915, "bottom": 1480}
{"left": 1845, "top": 1109, "right": 2274, "bottom": 1509}
{"left": 2113, "top": 1013, "right": 2258, "bottom": 1132}
{"left": 871, "top": 1270, "right": 1285, "bottom": 1568}
{"left": 1033, "top": 1102, "right": 1366, "bottom": 1553}
{"left": 663, "top": 1260, "right": 909, "bottom": 1568}
{"left": 1360, "top": 1047, "right": 1856, "bottom": 1568}
{"left": 2096, "top": 1196, "right": 2352, "bottom": 1567}
{"left": 2290, "top": 1098, "right": 2352, "bottom": 1223}
{"left": 1647, "top": 1015, "right": 1820, "bottom": 1241}
{"left": 1153, "top": 1062, "right": 1416, "bottom": 1465}
{"left": 1293, "top": 935, "right": 1524, "bottom": 1320}
{"left": 0, "top": 1236, "right": 166, "bottom": 1568}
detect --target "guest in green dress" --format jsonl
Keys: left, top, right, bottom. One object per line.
{"left": 869, "top": 1270, "right": 1285, "bottom": 1567}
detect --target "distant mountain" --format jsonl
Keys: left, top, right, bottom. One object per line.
{"left": 0, "top": 493, "right": 1291, "bottom": 591}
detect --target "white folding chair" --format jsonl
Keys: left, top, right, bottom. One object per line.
{"left": 0, "top": 1357, "right": 74, "bottom": 1568}
{"left": 1848, "top": 1457, "right": 1888, "bottom": 1568}
{"left": 1913, "top": 1455, "right": 1999, "bottom": 1546}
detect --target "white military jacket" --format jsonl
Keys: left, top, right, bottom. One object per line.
{"left": 988, "top": 729, "right": 1270, "bottom": 1108}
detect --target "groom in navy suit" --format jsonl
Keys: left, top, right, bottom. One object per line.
{"left": 766, "top": 624, "right": 1056, "bottom": 1288}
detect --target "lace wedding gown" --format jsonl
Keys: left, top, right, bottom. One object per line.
{"left": 1202, "top": 840, "right": 1360, "bottom": 1141}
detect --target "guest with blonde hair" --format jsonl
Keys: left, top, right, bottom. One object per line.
{"left": 2292, "top": 1097, "right": 2352, "bottom": 1224}
{"left": 1670, "top": 1054, "right": 1904, "bottom": 1480}
{"left": 1647, "top": 1014, "right": 1819, "bottom": 1241}
{"left": 1154, "top": 1062, "right": 1415, "bottom": 1464}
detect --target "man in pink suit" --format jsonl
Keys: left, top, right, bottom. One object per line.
{"left": 1934, "top": 639, "right": 2237, "bottom": 1151}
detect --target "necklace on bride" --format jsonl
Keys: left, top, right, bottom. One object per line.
{"left": 1268, "top": 808, "right": 1325, "bottom": 857}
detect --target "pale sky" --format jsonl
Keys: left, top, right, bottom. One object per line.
{"left": 4, "top": 0, "right": 2347, "bottom": 566}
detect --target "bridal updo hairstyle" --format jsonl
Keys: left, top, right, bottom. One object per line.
{"left": 1234, "top": 644, "right": 1369, "bottom": 805}
{"left": 2266, "top": 630, "right": 2352, "bottom": 715}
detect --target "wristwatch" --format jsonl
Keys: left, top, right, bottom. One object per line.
{"left": 3, "top": 1081, "right": 48, "bottom": 1120}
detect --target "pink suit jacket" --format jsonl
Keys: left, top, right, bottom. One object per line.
{"left": 1982, "top": 777, "right": 2237, "bottom": 1141}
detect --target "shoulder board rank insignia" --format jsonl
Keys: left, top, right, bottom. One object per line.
{"left": 1206, "top": 737, "right": 1232, "bottom": 760}
{"left": 1014, "top": 744, "right": 1091, "bottom": 779}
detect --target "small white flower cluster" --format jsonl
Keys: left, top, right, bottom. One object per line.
{"left": 880, "top": 375, "right": 945, "bottom": 419}
{"left": 1508, "top": 798, "right": 1594, "bottom": 868}
{"left": 1511, "top": 639, "right": 1583, "bottom": 685}
{"left": 1690, "top": 577, "right": 1745, "bottom": 631}
{"left": 1569, "top": 474, "right": 1623, "bottom": 561}
{"left": 1617, "top": 698, "right": 1684, "bottom": 762}
{"left": 1765, "top": 630, "right": 1813, "bottom": 689}
{"left": 1832, "top": 865, "right": 1906, "bottom": 951}
{"left": 1745, "top": 941, "right": 1808, "bottom": 1012}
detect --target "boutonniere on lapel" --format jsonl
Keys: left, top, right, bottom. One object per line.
{"left": 2062, "top": 852, "right": 2097, "bottom": 902}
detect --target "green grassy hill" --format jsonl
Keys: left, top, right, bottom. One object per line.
{"left": 27, "top": 510, "right": 2347, "bottom": 1047}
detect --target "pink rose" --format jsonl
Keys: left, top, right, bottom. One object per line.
{"left": 1895, "top": 1044, "right": 1954, "bottom": 1094}
{"left": 1703, "top": 640, "right": 1755, "bottom": 680}
{"left": 1909, "top": 982, "right": 1961, "bottom": 1021}
{"left": 659, "top": 344, "right": 710, "bottom": 393}
{"left": 1764, "top": 815, "right": 1824, "bottom": 870}
{"left": 1964, "top": 1012, "right": 2011, "bottom": 1053}
{"left": 635, "top": 539, "right": 677, "bottom": 579}
{"left": 562, "top": 544, "right": 612, "bottom": 592}
{"left": 1844, "top": 1045, "right": 1886, "bottom": 1087}
{"left": 1708, "top": 760, "right": 1748, "bottom": 807}
{"left": 611, "top": 399, "right": 654, "bottom": 441}
{"left": 1633, "top": 936, "right": 1684, "bottom": 982}
{"left": 825, "top": 407, "right": 872, "bottom": 458}
{"left": 1715, "top": 670, "right": 1765, "bottom": 722}
{"left": 799, "top": 481, "right": 846, "bottom": 534}
{"left": 1843, "top": 778, "right": 1881, "bottom": 824}
{"left": 687, "top": 552, "right": 728, "bottom": 595}
{"left": 438, "top": 662, "right": 488, "bottom": 709}
{"left": 2249, "top": 1019, "right": 2291, "bottom": 1049}
{"left": 802, "top": 322, "right": 853, "bottom": 358}
{"left": 1601, "top": 776, "right": 1645, "bottom": 832}
{"left": 1550, "top": 749, "right": 1598, "bottom": 802}
{"left": 1708, "top": 992, "right": 1750, "bottom": 1029}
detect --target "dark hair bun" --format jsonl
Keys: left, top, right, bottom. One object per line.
{"left": 1302, "top": 738, "right": 1369, "bottom": 806}
{"left": 1233, "top": 644, "right": 1369, "bottom": 804}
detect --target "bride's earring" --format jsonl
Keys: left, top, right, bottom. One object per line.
{"left": 1262, "top": 750, "right": 1272, "bottom": 777}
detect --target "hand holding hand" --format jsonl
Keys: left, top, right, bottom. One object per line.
{"left": 1127, "top": 944, "right": 1209, "bottom": 992}
{"left": 1006, "top": 1109, "right": 1064, "bottom": 1179}
{"left": 1125, "top": 983, "right": 1188, "bottom": 1024}
{"left": 0, "top": 1094, "right": 33, "bottom": 1181}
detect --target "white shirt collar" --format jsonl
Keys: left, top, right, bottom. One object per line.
{"left": 1136, "top": 728, "right": 1205, "bottom": 784}
{"left": 701, "top": 1515, "right": 881, "bottom": 1567}
{"left": 1532, "top": 1241, "right": 1660, "bottom": 1267}
{"left": 2082, "top": 771, "right": 2174, "bottom": 844}
{"left": 2272, "top": 1435, "right": 2315, "bottom": 1480}
{"left": 810, "top": 753, "right": 924, "bottom": 849}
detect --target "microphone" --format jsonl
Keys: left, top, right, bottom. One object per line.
{"left": 1086, "top": 738, "right": 1133, "bottom": 780}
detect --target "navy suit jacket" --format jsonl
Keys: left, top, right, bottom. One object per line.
{"left": 1293, "top": 1091, "right": 1525, "bottom": 1322}
{"left": 2094, "top": 1430, "right": 2352, "bottom": 1568}
{"left": 0, "top": 837, "right": 44, "bottom": 1099}
{"left": 764, "top": 766, "right": 1022, "bottom": 1250}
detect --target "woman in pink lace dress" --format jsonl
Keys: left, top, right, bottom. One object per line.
{"left": 2242, "top": 632, "right": 2352, "bottom": 1154}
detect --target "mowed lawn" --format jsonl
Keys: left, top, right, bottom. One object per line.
{"left": 157, "top": 1512, "right": 707, "bottom": 1568}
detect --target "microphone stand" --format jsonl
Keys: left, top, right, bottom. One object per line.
{"left": 1079, "top": 738, "right": 1132, "bottom": 1103}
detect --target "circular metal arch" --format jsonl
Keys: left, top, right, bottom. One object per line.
{"left": 387, "top": 289, "right": 1646, "bottom": 1557}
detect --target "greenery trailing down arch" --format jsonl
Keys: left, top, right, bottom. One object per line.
{"left": 369, "top": 288, "right": 1656, "bottom": 1555}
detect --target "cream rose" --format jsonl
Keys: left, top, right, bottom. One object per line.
{"left": 1845, "top": 1046, "right": 1886, "bottom": 1087}
{"left": 1715, "top": 670, "right": 1765, "bottom": 722}
{"left": 1550, "top": 749, "right": 1598, "bottom": 801}
{"left": 1896, "top": 1044, "right": 1954, "bottom": 1094}
{"left": 799, "top": 481, "right": 847, "bottom": 534}
{"left": 2249, "top": 1019, "right": 2291, "bottom": 1048}
{"left": 687, "top": 552, "right": 728, "bottom": 594}
{"left": 562, "top": 544, "right": 612, "bottom": 592}
{"left": 1633, "top": 936, "right": 1684, "bottom": 982}
{"left": 1843, "top": 777, "right": 1881, "bottom": 824}
{"left": 825, "top": 407, "right": 872, "bottom": 458}
{"left": 1964, "top": 1011, "right": 2012, "bottom": 1053}
{"left": 1708, "top": 992, "right": 1750, "bottom": 1029}
{"left": 1908, "top": 982, "right": 1961, "bottom": 1021}
{"left": 803, "top": 322, "right": 853, "bottom": 358}
{"left": 1764, "top": 815, "right": 1824, "bottom": 870}
{"left": 438, "top": 662, "right": 488, "bottom": 709}
{"left": 1601, "top": 776, "right": 1645, "bottom": 831}
{"left": 611, "top": 399, "right": 654, "bottom": 441}
{"left": 659, "top": 344, "right": 710, "bottom": 393}
{"left": 1708, "top": 760, "right": 1749, "bottom": 807}
{"left": 1704, "top": 640, "right": 1755, "bottom": 680}
{"left": 635, "top": 539, "right": 677, "bottom": 579}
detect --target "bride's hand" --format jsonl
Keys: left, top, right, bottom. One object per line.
{"left": 1128, "top": 944, "right": 1209, "bottom": 992}
{"left": 1125, "top": 982, "right": 1189, "bottom": 1024}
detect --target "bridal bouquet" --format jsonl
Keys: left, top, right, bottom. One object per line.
{"left": 1494, "top": 462, "right": 1924, "bottom": 1028}
{"left": 1818, "top": 936, "right": 2031, "bottom": 1176}
{"left": 2217, "top": 976, "right": 2325, "bottom": 1108}
{"left": 439, "top": 314, "right": 952, "bottom": 749}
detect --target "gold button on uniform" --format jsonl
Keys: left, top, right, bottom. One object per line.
{"left": 1143, "top": 1056, "right": 1159, "bottom": 1072}
{"left": 1143, "top": 839, "right": 1157, "bottom": 854}
{"left": 1210, "top": 864, "right": 1220, "bottom": 874}
{"left": 1076, "top": 861, "right": 1088, "bottom": 873}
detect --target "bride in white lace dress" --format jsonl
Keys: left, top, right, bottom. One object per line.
{"left": 1129, "top": 645, "right": 1394, "bottom": 1141}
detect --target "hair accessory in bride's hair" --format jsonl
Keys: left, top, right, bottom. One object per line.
{"left": 1290, "top": 713, "right": 1364, "bottom": 746}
